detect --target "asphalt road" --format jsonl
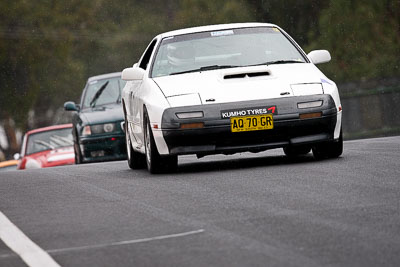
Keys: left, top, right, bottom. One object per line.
{"left": 1, "top": 136, "right": 400, "bottom": 267}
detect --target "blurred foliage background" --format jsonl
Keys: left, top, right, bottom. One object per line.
{"left": 0, "top": 0, "right": 399, "bottom": 159}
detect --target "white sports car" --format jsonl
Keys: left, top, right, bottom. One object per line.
{"left": 121, "top": 23, "right": 343, "bottom": 173}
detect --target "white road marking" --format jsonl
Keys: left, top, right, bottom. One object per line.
{"left": 0, "top": 211, "right": 61, "bottom": 267}
{"left": 47, "top": 229, "right": 205, "bottom": 254}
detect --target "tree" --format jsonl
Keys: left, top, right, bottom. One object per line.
{"left": 174, "top": 0, "right": 253, "bottom": 28}
{"left": 0, "top": 0, "right": 103, "bottom": 156}
{"left": 305, "top": 0, "right": 400, "bottom": 82}
{"left": 246, "top": 0, "right": 329, "bottom": 46}
{"left": 0, "top": 0, "right": 183, "bottom": 158}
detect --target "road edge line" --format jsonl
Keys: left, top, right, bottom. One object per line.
{"left": 0, "top": 211, "right": 61, "bottom": 267}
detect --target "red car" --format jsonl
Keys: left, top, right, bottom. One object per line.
{"left": 17, "top": 124, "right": 75, "bottom": 169}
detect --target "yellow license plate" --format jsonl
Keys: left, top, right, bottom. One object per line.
{"left": 231, "top": 114, "right": 274, "bottom": 132}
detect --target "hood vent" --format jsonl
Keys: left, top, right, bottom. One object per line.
{"left": 224, "top": 71, "right": 270, "bottom": 80}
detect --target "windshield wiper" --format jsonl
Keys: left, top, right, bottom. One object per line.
{"left": 199, "top": 65, "right": 240, "bottom": 71}
{"left": 90, "top": 81, "right": 109, "bottom": 108}
{"left": 247, "top": 60, "right": 304, "bottom": 67}
{"left": 266, "top": 60, "right": 304, "bottom": 65}
{"left": 170, "top": 65, "right": 239, "bottom": 75}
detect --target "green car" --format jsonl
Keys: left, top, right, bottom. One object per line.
{"left": 64, "top": 72, "right": 127, "bottom": 163}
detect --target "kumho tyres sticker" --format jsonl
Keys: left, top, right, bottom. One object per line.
{"left": 221, "top": 106, "right": 277, "bottom": 119}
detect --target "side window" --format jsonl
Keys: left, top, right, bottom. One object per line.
{"left": 139, "top": 39, "right": 157, "bottom": 70}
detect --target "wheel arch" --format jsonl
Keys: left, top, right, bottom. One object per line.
{"left": 142, "top": 104, "right": 170, "bottom": 155}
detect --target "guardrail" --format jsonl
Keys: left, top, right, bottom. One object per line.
{"left": 341, "top": 86, "right": 400, "bottom": 140}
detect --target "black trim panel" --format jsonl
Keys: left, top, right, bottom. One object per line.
{"left": 161, "top": 95, "right": 337, "bottom": 156}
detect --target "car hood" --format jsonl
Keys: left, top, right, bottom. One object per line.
{"left": 153, "top": 64, "right": 328, "bottom": 107}
{"left": 80, "top": 104, "right": 124, "bottom": 125}
{"left": 21, "top": 147, "right": 74, "bottom": 169}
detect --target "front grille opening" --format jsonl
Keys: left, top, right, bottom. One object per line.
{"left": 224, "top": 71, "right": 270, "bottom": 79}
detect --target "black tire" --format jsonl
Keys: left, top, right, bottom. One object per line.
{"left": 73, "top": 129, "right": 82, "bottom": 164}
{"left": 312, "top": 130, "right": 343, "bottom": 160}
{"left": 144, "top": 112, "right": 177, "bottom": 174}
{"left": 283, "top": 145, "right": 311, "bottom": 158}
{"left": 125, "top": 118, "right": 146, "bottom": 169}
{"left": 74, "top": 142, "right": 82, "bottom": 164}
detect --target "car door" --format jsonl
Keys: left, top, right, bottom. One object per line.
{"left": 131, "top": 39, "right": 158, "bottom": 149}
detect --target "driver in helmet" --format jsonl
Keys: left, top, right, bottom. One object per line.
{"left": 167, "top": 43, "right": 196, "bottom": 73}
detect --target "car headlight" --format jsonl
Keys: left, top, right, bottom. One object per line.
{"left": 83, "top": 125, "right": 92, "bottom": 136}
{"left": 103, "top": 123, "right": 115, "bottom": 133}
{"left": 83, "top": 123, "right": 117, "bottom": 136}
{"left": 91, "top": 124, "right": 104, "bottom": 134}
{"left": 25, "top": 158, "right": 42, "bottom": 169}
{"left": 290, "top": 83, "right": 323, "bottom": 96}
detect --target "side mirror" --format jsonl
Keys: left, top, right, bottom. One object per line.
{"left": 13, "top": 153, "right": 20, "bottom": 160}
{"left": 64, "top": 101, "right": 79, "bottom": 111}
{"left": 122, "top": 67, "right": 145, "bottom": 81}
{"left": 308, "top": 50, "right": 331, "bottom": 64}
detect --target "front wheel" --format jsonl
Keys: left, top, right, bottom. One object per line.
{"left": 74, "top": 142, "right": 82, "bottom": 164}
{"left": 312, "top": 130, "right": 343, "bottom": 160}
{"left": 144, "top": 114, "right": 177, "bottom": 174}
{"left": 73, "top": 128, "right": 82, "bottom": 164}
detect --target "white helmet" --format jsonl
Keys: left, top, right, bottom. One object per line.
{"left": 167, "top": 44, "right": 195, "bottom": 67}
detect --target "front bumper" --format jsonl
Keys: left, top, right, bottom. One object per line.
{"left": 160, "top": 95, "right": 338, "bottom": 156}
{"left": 79, "top": 133, "right": 127, "bottom": 162}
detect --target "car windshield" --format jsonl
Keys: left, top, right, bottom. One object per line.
{"left": 82, "top": 77, "right": 126, "bottom": 108}
{"left": 151, "top": 27, "right": 307, "bottom": 78}
{"left": 25, "top": 128, "right": 73, "bottom": 155}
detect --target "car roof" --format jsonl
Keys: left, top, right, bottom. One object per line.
{"left": 25, "top": 124, "right": 73, "bottom": 136}
{"left": 158, "top": 22, "right": 278, "bottom": 39}
{"left": 87, "top": 72, "right": 122, "bottom": 83}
